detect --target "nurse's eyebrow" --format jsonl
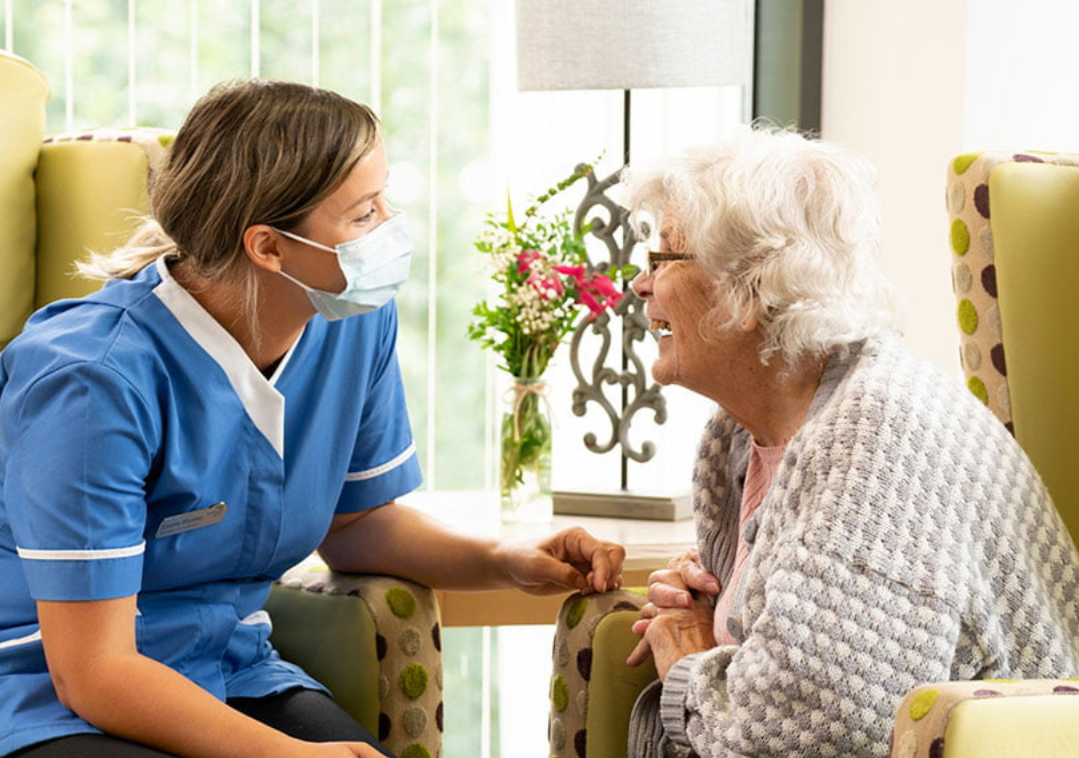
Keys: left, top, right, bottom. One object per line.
{"left": 343, "top": 171, "right": 391, "bottom": 212}
{"left": 343, "top": 192, "right": 380, "bottom": 212}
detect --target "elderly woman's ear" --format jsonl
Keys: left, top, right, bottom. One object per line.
{"left": 739, "top": 310, "right": 759, "bottom": 334}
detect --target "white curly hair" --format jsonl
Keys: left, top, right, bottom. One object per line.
{"left": 623, "top": 126, "right": 903, "bottom": 368}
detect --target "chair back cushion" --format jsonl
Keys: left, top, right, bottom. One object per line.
{"left": 0, "top": 50, "right": 48, "bottom": 348}
{"left": 947, "top": 151, "right": 1079, "bottom": 542}
{"left": 34, "top": 129, "right": 172, "bottom": 308}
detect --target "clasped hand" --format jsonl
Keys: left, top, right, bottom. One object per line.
{"left": 626, "top": 548, "right": 719, "bottom": 680}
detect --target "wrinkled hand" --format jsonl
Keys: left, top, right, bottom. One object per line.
{"left": 498, "top": 527, "right": 625, "bottom": 596}
{"left": 626, "top": 592, "right": 715, "bottom": 680}
{"left": 626, "top": 549, "right": 720, "bottom": 673}
{"left": 647, "top": 548, "right": 721, "bottom": 608}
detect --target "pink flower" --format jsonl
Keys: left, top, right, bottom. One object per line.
{"left": 517, "top": 249, "right": 541, "bottom": 274}
{"left": 604, "top": 289, "right": 624, "bottom": 307}
{"left": 527, "top": 272, "right": 563, "bottom": 299}
{"left": 576, "top": 288, "right": 604, "bottom": 317}
{"left": 546, "top": 275, "right": 564, "bottom": 297}
{"left": 590, "top": 274, "right": 621, "bottom": 299}
{"left": 553, "top": 264, "right": 585, "bottom": 281}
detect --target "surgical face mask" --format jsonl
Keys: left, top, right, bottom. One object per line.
{"left": 274, "top": 212, "right": 413, "bottom": 321}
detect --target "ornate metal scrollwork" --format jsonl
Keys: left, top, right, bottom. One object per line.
{"left": 569, "top": 163, "right": 667, "bottom": 480}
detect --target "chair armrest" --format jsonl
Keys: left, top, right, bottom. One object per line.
{"left": 549, "top": 589, "right": 657, "bottom": 758}
{"left": 891, "top": 679, "right": 1079, "bottom": 758}
{"left": 267, "top": 560, "right": 443, "bottom": 758}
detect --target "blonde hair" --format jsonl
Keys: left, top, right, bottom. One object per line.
{"left": 78, "top": 79, "right": 380, "bottom": 323}
{"left": 624, "top": 126, "right": 902, "bottom": 368}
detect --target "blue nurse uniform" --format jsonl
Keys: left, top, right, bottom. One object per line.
{"left": 0, "top": 258, "right": 423, "bottom": 755}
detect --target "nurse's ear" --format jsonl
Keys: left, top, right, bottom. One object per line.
{"left": 243, "top": 224, "right": 285, "bottom": 273}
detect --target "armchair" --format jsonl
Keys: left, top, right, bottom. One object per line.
{"left": 885, "top": 148, "right": 1079, "bottom": 757}
{"left": 0, "top": 48, "right": 442, "bottom": 758}
{"left": 546, "top": 148, "right": 1079, "bottom": 758}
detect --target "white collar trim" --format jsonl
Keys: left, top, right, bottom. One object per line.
{"left": 151, "top": 257, "right": 291, "bottom": 458}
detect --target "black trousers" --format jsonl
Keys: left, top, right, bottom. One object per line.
{"left": 9, "top": 689, "right": 393, "bottom": 758}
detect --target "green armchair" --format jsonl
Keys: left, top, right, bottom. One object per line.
{"left": 1, "top": 48, "right": 442, "bottom": 758}
{"left": 548, "top": 589, "right": 656, "bottom": 758}
{"left": 892, "top": 147, "right": 1079, "bottom": 758}
{"left": 546, "top": 148, "right": 1079, "bottom": 758}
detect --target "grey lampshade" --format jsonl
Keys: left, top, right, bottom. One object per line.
{"left": 515, "top": 0, "right": 750, "bottom": 92}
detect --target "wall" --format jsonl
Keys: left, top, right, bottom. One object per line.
{"left": 963, "top": 0, "right": 1079, "bottom": 152}
{"left": 820, "top": 0, "right": 968, "bottom": 375}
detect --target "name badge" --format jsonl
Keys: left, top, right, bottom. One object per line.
{"left": 155, "top": 502, "right": 228, "bottom": 538}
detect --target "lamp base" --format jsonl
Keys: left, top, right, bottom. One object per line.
{"left": 553, "top": 489, "right": 692, "bottom": 521}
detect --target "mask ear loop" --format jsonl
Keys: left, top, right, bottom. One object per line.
{"left": 271, "top": 227, "right": 338, "bottom": 254}
{"left": 272, "top": 227, "right": 345, "bottom": 297}
{"left": 277, "top": 268, "right": 317, "bottom": 295}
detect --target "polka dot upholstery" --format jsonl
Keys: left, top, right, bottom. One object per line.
{"left": 278, "top": 558, "right": 443, "bottom": 758}
{"left": 549, "top": 589, "right": 655, "bottom": 758}
{"left": 946, "top": 150, "right": 1079, "bottom": 431}
{"left": 891, "top": 679, "right": 1079, "bottom": 758}
{"left": 41, "top": 127, "right": 174, "bottom": 168}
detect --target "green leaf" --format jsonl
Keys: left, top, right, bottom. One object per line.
{"left": 505, "top": 188, "right": 517, "bottom": 233}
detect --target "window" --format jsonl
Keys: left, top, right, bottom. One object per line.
{"left": 5, "top": 0, "right": 493, "bottom": 491}
{"left": 4, "top": 0, "right": 742, "bottom": 496}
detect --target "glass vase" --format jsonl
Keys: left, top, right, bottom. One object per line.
{"left": 500, "top": 376, "right": 553, "bottom": 524}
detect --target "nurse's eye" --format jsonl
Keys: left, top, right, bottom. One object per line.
{"left": 354, "top": 207, "right": 377, "bottom": 225}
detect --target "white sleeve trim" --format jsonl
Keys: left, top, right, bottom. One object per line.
{"left": 0, "top": 630, "right": 42, "bottom": 651}
{"left": 241, "top": 610, "right": 272, "bottom": 631}
{"left": 16, "top": 542, "right": 146, "bottom": 561}
{"left": 344, "top": 442, "right": 416, "bottom": 482}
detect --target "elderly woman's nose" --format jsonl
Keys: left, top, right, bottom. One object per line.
{"left": 631, "top": 267, "right": 652, "bottom": 299}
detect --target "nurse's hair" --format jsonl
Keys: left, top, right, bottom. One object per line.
{"left": 623, "top": 125, "right": 903, "bottom": 369}
{"left": 77, "top": 79, "right": 380, "bottom": 294}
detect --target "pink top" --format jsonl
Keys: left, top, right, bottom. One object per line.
{"left": 713, "top": 440, "right": 786, "bottom": 645}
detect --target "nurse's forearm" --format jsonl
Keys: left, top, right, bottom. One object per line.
{"left": 318, "top": 503, "right": 509, "bottom": 590}
{"left": 38, "top": 599, "right": 328, "bottom": 758}
{"left": 62, "top": 651, "right": 312, "bottom": 757}
{"left": 319, "top": 502, "right": 623, "bottom": 595}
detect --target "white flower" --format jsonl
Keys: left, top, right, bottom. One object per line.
{"left": 488, "top": 250, "right": 516, "bottom": 275}
{"left": 507, "top": 285, "right": 558, "bottom": 336}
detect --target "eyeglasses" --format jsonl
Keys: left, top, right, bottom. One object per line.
{"left": 647, "top": 251, "right": 696, "bottom": 273}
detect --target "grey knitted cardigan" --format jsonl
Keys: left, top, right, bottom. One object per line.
{"left": 631, "top": 335, "right": 1079, "bottom": 758}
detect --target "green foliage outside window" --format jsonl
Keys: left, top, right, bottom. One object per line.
{"left": 4, "top": 0, "right": 489, "bottom": 493}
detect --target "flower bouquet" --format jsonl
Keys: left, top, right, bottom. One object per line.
{"left": 468, "top": 164, "right": 636, "bottom": 521}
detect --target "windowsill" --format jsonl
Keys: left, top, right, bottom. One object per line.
{"left": 404, "top": 490, "right": 695, "bottom": 626}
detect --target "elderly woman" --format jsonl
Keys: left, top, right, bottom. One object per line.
{"left": 622, "top": 127, "right": 1079, "bottom": 758}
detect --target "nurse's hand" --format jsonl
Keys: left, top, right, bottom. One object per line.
{"left": 496, "top": 526, "right": 625, "bottom": 596}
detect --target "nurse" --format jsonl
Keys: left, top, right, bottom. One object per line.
{"left": 0, "top": 80, "right": 625, "bottom": 758}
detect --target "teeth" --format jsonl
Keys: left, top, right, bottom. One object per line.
{"left": 649, "top": 319, "right": 672, "bottom": 339}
